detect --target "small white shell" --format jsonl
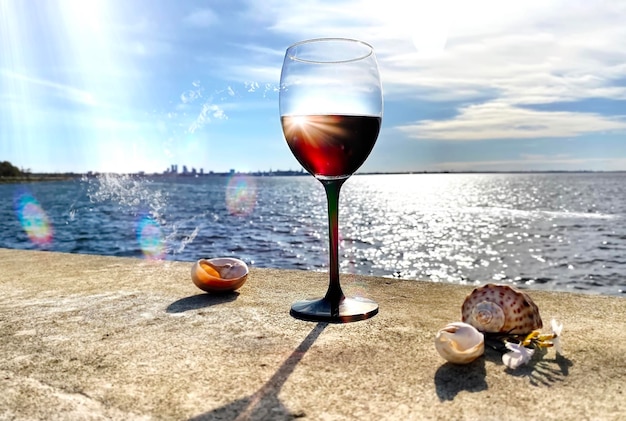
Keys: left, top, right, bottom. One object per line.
{"left": 435, "top": 322, "right": 485, "bottom": 364}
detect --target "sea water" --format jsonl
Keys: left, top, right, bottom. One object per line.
{"left": 1, "top": 173, "right": 624, "bottom": 296}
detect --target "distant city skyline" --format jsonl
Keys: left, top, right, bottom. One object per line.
{"left": 14, "top": 161, "right": 626, "bottom": 177}
{"left": 1, "top": 1, "right": 626, "bottom": 174}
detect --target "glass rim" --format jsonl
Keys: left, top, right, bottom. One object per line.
{"left": 286, "top": 37, "right": 374, "bottom": 64}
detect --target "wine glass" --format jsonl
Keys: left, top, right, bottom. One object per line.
{"left": 279, "top": 38, "right": 383, "bottom": 322}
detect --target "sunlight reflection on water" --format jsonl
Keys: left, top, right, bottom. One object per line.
{"left": 341, "top": 173, "right": 625, "bottom": 295}
{"left": 1, "top": 173, "right": 624, "bottom": 296}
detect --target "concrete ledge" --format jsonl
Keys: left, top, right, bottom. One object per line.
{"left": 0, "top": 248, "right": 624, "bottom": 420}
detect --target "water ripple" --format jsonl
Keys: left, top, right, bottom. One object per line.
{"left": 1, "top": 173, "right": 625, "bottom": 296}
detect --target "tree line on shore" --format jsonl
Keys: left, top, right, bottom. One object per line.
{"left": 0, "top": 161, "right": 24, "bottom": 177}
{"left": 0, "top": 161, "right": 71, "bottom": 183}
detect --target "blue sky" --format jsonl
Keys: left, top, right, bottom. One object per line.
{"left": 1, "top": 0, "right": 625, "bottom": 174}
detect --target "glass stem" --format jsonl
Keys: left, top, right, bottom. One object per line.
{"left": 322, "top": 179, "right": 346, "bottom": 310}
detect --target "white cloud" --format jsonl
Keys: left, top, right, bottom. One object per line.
{"left": 398, "top": 102, "right": 626, "bottom": 140}
{"left": 0, "top": 69, "right": 98, "bottom": 106}
{"left": 426, "top": 156, "right": 626, "bottom": 172}
{"left": 245, "top": 81, "right": 259, "bottom": 92}
{"left": 188, "top": 103, "right": 227, "bottom": 134}
{"left": 184, "top": 9, "right": 218, "bottom": 27}
{"left": 180, "top": 89, "right": 202, "bottom": 104}
{"left": 252, "top": 0, "right": 626, "bottom": 141}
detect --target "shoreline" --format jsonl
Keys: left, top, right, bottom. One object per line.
{"left": 0, "top": 174, "right": 79, "bottom": 184}
{"left": 0, "top": 245, "right": 622, "bottom": 298}
{"left": 2, "top": 170, "right": 626, "bottom": 185}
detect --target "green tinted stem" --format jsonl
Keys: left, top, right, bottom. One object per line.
{"left": 322, "top": 179, "right": 346, "bottom": 311}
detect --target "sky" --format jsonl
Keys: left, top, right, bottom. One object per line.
{"left": 1, "top": 0, "right": 626, "bottom": 174}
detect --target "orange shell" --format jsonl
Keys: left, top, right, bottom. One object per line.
{"left": 199, "top": 261, "right": 221, "bottom": 278}
{"left": 191, "top": 258, "right": 249, "bottom": 293}
{"left": 461, "top": 284, "right": 542, "bottom": 334}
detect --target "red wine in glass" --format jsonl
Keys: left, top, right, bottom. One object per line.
{"left": 281, "top": 114, "right": 381, "bottom": 178}
{"left": 279, "top": 38, "right": 383, "bottom": 323}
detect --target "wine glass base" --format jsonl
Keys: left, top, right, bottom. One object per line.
{"left": 290, "top": 296, "right": 378, "bottom": 323}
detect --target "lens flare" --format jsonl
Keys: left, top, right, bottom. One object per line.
{"left": 346, "top": 279, "right": 369, "bottom": 299}
{"left": 136, "top": 215, "right": 165, "bottom": 260}
{"left": 13, "top": 190, "right": 53, "bottom": 245}
{"left": 226, "top": 175, "right": 257, "bottom": 216}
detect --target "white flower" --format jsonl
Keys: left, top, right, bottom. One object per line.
{"left": 502, "top": 342, "right": 535, "bottom": 369}
{"left": 550, "top": 319, "right": 563, "bottom": 354}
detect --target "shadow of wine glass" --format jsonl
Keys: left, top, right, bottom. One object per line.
{"left": 166, "top": 292, "right": 240, "bottom": 313}
{"left": 434, "top": 355, "right": 488, "bottom": 401}
{"left": 189, "top": 322, "right": 328, "bottom": 420}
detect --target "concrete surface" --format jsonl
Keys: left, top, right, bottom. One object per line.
{"left": 0, "top": 248, "right": 624, "bottom": 420}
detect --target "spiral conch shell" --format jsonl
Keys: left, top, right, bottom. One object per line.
{"left": 461, "top": 284, "right": 542, "bottom": 334}
{"left": 435, "top": 322, "right": 485, "bottom": 364}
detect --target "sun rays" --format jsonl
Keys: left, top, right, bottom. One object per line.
{"left": 281, "top": 115, "right": 348, "bottom": 147}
